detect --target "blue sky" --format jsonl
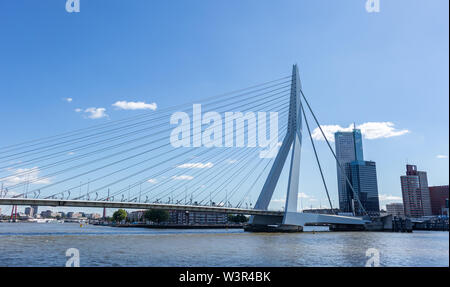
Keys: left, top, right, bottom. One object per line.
{"left": 0, "top": 0, "right": 448, "bottom": 215}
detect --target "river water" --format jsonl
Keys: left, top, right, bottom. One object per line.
{"left": 0, "top": 222, "right": 448, "bottom": 267}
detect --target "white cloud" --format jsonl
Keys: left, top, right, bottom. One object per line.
{"left": 311, "top": 122, "right": 410, "bottom": 142}
{"left": 84, "top": 107, "right": 108, "bottom": 119}
{"left": 225, "top": 159, "right": 237, "bottom": 164}
{"left": 4, "top": 167, "right": 51, "bottom": 186}
{"left": 172, "top": 175, "right": 194, "bottom": 181}
{"left": 147, "top": 179, "right": 157, "bottom": 184}
{"left": 271, "top": 198, "right": 286, "bottom": 203}
{"left": 359, "top": 122, "right": 410, "bottom": 140}
{"left": 112, "top": 101, "right": 157, "bottom": 111}
{"left": 298, "top": 192, "right": 310, "bottom": 199}
{"left": 437, "top": 155, "right": 448, "bottom": 159}
{"left": 177, "top": 162, "right": 213, "bottom": 169}
{"left": 64, "top": 98, "right": 73, "bottom": 103}
{"left": 271, "top": 193, "right": 313, "bottom": 203}
{"left": 378, "top": 194, "right": 402, "bottom": 201}
{"left": 74, "top": 108, "right": 82, "bottom": 113}
{"left": 67, "top": 152, "right": 75, "bottom": 155}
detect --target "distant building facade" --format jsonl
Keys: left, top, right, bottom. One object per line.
{"left": 25, "top": 207, "right": 35, "bottom": 217}
{"left": 169, "top": 210, "right": 228, "bottom": 225}
{"left": 386, "top": 203, "right": 405, "bottom": 218}
{"left": 41, "top": 210, "right": 55, "bottom": 218}
{"left": 127, "top": 210, "right": 145, "bottom": 222}
{"left": 429, "top": 185, "right": 449, "bottom": 216}
{"left": 31, "top": 205, "right": 38, "bottom": 216}
{"left": 400, "top": 165, "right": 432, "bottom": 218}
{"left": 67, "top": 212, "right": 83, "bottom": 219}
{"left": 126, "top": 210, "right": 228, "bottom": 225}
{"left": 87, "top": 213, "right": 102, "bottom": 219}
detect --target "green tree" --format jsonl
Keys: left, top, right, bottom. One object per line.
{"left": 228, "top": 214, "right": 249, "bottom": 223}
{"left": 113, "top": 209, "right": 127, "bottom": 222}
{"left": 144, "top": 209, "right": 169, "bottom": 224}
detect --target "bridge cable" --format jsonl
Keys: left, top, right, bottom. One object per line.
{"left": 42, "top": 98, "right": 289, "bottom": 200}
{"left": 300, "top": 89, "right": 368, "bottom": 217}
{"left": 68, "top": 98, "right": 288, "bottom": 201}
{"left": 0, "top": 75, "right": 290, "bottom": 153}
{"left": 234, "top": 154, "right": 276, "bottom": 208}
{"left": 0, "top": 82, "right": 291, "bottom": 165}
{"left": 5, "top": 89, "right": 285, "bottom": 191}
{"left": 300, "top": 100, "right": 335, "bottom": 213}
{"left": 0, "top": 87, "right": 290, "bottom": 182}
{"left": 106, "top": 106, "right": 290, "bottom": 203}
{"left": 182, "top": 121, "right": 288, "bottom": 206}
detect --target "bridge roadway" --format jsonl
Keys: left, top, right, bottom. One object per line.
{"left": 0, "top": 198, "right": 283, "bottom": 216}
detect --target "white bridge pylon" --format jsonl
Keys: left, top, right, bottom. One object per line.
{"left": 249, "top": 64, "right": 367, "bottom": 228}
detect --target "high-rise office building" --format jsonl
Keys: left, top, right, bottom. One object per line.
{"left": 348, "top": 161, "right": 380, "bottom": 216}
{"left": 429, "top": 185, "right": 449, "bottom": 216}
{"left": 25, "top": 207, "right": 34, "bottom": 217}
{"left": 400, "top": 165, "right": 432, "bottom": 218}
{"left": 31, "top": 205, "right": 38, "bottom": 215}
{"left": 335, "top": 128, "right": 364, "bottom": 213}
{"left": 335, "top": 128, "right": 380, "bottom": 215}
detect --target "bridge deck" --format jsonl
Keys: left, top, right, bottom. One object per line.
{"left": 0, "top": 198, "right": 283, "bottom": 216}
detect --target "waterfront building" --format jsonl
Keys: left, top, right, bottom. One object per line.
{"left": 400, "top": 165, "right": 432, "bottom": 218}
{"left": 335, "top": 128, "right": 364, "bottom": 213}
{"left": 169, "top": 210, "right": 228, "bottom": 225}
{"left": 87, "top": 213, "right": 102, "bottom": 219}
{"left": 67, "top": 212, "right": 82, "bottom": 219}
{"left": 348, "top": 160, "right": 380, "bottom": 216}
{"left": 125, "top": 210, "right": 228, "bottom": 224}
{"left": 25, "top": 207, "right": 34, "bottom": 217}
{"left": 429, "top": 185, "right": 449, "bottom": 216}
{"left": 127, "top": 210, "right": 145, "bottom": 222}
{"left": 386, "top": 203, "right": 405, "bottom": 218}
{"left": 40, "top": 210, "right": 55, "bottom": 218}
{"left": 31, "top": 205, "right": 38, "bottom": 216}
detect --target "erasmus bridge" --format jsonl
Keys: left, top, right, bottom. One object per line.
{"left": 0, "top": 65, "right": 368, "bottom": 231}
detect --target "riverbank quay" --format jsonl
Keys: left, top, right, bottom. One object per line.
{"left": 97, "top": 222, "right": 245, "bottom": 229}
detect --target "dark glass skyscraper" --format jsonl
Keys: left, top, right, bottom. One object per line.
{"left": 335, "top": 128, "right": 380, "bottom": 215}
{"left": 348, "top": 161, "right": 380, "bottom": 216}
{"left": 335, "top": 129, "right": 364, "bottom": 213}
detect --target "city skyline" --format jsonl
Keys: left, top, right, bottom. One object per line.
{"left": 0, "top": 0, "right": 448, "bottom": 272}
{"left": 0, "top": 1, "right": 448, "bottom": 215}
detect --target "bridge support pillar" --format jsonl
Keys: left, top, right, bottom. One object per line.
{"left": 243, "top": 65, "right": 370, "bottom": 232}
{"left": 247, "top": 64, "right": 304, "bottom": 230}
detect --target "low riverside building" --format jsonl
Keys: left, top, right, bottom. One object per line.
{"left": 125, "top": 209, "right": 229, "bottom": 225}
{"left": 169, "top": 210, "right": 228, "bottom": 225}
{"left": 67, "top": 212, "right": 82, "bottom": 219}
{"left": 87, "top": 213, "right": 102, "bottom": 219}
{"left": 429, "top": 185, "right": 449, "bottom": 216}
{"left": 127, "top": 210, "right": 145, "bottom": 222}
{"left": 40, "top": 210, "right": 56, "bottom": 218}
